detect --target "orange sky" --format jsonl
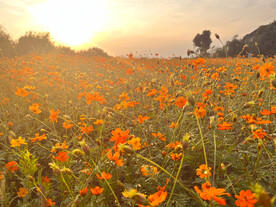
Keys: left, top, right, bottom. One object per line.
{"left": 1, "top": 0, "right": 276, "bottom": 57}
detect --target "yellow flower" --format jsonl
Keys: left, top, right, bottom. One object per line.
{"left": 10, "top": 136, "right": 27, "bottom": 147}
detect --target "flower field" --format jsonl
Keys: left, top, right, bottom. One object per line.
{"left": 0, "top": 53, "right": 275, "bottom": 206}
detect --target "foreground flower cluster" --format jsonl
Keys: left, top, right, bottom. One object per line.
{"left": 0, "top": 53, "right": 275, "bottom": 206}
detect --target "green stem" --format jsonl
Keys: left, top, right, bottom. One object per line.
{"left": 195, "top": 116, "right": 209, "bottom": 170}
{"left": 90, "top": 159, "right": 122, "bottom": 207}
{"left": 166, "top": 150, "right": 185, "bottom": 206}
{"left": 136, "top": 153, "right": 205, "bottom": 206}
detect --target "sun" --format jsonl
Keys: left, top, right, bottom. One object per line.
{"left": 28, "top": 0, "right": 107, "bottom": 48}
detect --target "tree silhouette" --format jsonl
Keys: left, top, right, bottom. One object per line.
{"left": 17, "top": 31, "right": 54, "bottom": 55}
{"left": 0, "top": 25, "right": 15, "bottom": 57}
{"left": 193, "top": 30, "right": 212, "bottom": 56}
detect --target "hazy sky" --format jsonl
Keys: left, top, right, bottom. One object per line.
{"left": 1, "top": 0, "right": 276, "bottom": 57}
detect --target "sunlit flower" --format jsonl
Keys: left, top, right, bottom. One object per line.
{"left": 194, "top": 182, "right": 230, "bottom": 205}
{"left": 140, "top": 165, "right": 158, "bottom": 177}
{"left": 235, "top": 190, "right": 257, "bottom": 207}
{"left": 91, "top": 186, "right": 104, "bottom": 195}
{"left": 217, "top": 122, "right": 233, "bottom": 130}
{"left": 79, "top": 187, "right": 88, "bottom": 197}
{"left": 29, "top": 133, "right": 47, "bottom": 143}
{"left": 196, "top": 164, "right": 211, "bottom": 178}
{"left": 175, "top": 96, "right": 188, "bottom": 108}
{"left": 49, "top": 109, "right": 60, "bottom": 123}
{"left": 106, "top": 150, "right": 124, "bottom": 167}
{"left": 128, "top": 136, "right": 141, "bottom": 150}
{"left": 55, "top": 151, "right": 69, "bottom": 162}
{"left": 96, "top": 171, "right": 112, "bottom": 180}
{"left": 10, "top": 136, "right": 27, "bottom": 147}
{"left": 5, "top": 161, "right": 18, "bottom": 173}
{"left": 29, "top": 103, "right": 42, "bottom": 114}
{"left": 17, "top": 187, "right": 29, "bottom": 197}
{"left": 194, "top": 106, "right": 206, "bottom": 118}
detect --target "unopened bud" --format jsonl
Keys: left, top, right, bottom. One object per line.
{"left": 188, "top": 96, "right": 195, "bottom": 106}
{"left": 119, "top": 144, "right": 134, "bottom": 154}
{"left": 272, "top": 79, "right": 276, "bottom": 88}
{"left": 72, "top": 149, "right": 84, "bottom": 157}
{"left": 49, "top": 163, "right": 61, "bottom": 175}
{"left": 132, "top": 193, "right": 150, "bottom": 206}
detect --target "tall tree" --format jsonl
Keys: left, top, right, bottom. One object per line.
{"left": 17, "top": 31, "right": 54, "bottom": 55}
{"left": 193, "top": 30, "right": 212, "bottom": 56}
{"left": 0, "top": 25, "right": 15, "bottom": 57}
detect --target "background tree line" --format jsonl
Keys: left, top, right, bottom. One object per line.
{"left": 191, "top": 20, "right": 276, "bottom": 58}
{"left": 0, "top": 25, "right": 109, "bottom": 57}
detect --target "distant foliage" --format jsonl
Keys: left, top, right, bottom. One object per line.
{"left": 78, "top": 47, "right": 109, "bottom": 57}
{"left": 17, "top": 31, "right": 54, "bottom": 55}
{"left": 193, "top": 30, "right": 212, "bottom": 56}
{"left": 0, "top": 27, "right": 109, "bottom": 57}
{"left": 0, "top": 25, "right": 15, "bottom": 57}
{"left": 214, "top": 20, "right": 276, "bottom": 58}
{"left": 243, "top": 20, "right": 276, "bottom": 56}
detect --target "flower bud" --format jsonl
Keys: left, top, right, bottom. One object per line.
{"left": 132, "top": 193, "right": 150, "bottom": 206}
{"left": 188, "top": 96, "right": 195, "bottom": 106}
{"left": 79, "top": 140, "right": 90, "bottom": 155}
{"left": 49, "top": 163, "right": 61, "bottom": 175}
{"left": 119, "top": 144, "right": 134, "bottom": 154}
{"left": 161, "top": 151, "right": 167, "bottom": 157}
{"left": 243, "top": 101, "right": 255, "bottom": 109}
{"left": 221, "top": 163, "right": 226, "bottom": 171}
{"left": 72, "top": 149, "right": 84, "bottom": 157}
{"left": 272, "top": 79, "right": 276, "bottom": 88}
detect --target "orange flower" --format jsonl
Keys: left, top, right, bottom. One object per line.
{"left": 29, "top": 133, "right": 47, "bottom": 143}
{"left": 137, "top": 115, "right": 150, "bottom": 124}
{"left": 96, "top": 172, "right": 112, "bottom": 180}
{"left": 91, "top": 186, "right": 104, "bottom": 195}
{"left": 235, "top": 190, "right": 257, "bottom": 207}
{"left": 55, "top": 151, "right": 69, "bottom": 162}
{"left": 260, "top": 109, "right": 272, "bottom": 115}
{"left": 15, "top": 87, "right": 30, "bottom": 97}
{"left": 259, "top": 63, "right": 275, "bottom": 78}
{"left": 109, "top": 128, "right": 130, "bottom": 146}
{"left": 140, "top": 165, "right": 158, "bottom": 177}
{"left": 45, "top": 198, "right": 56, "bottom": 206}
{"left": 29, "top": 103, "right": 42, "bottom": 114}
{"left": 147, "top": 186, "right": 168, "bottom": 206}
{"left": 106, "top": 150, "right": 124, "bottom": 167}
{"left": 147, "top": 89, "right": 157, "bottom": 97}
{"left": 194, "top": 106, "right": 206, "bottom": 118}
{"left": 42, "top": 176, "right": 51, "bottom": 184}
{"left": 128, "top": 137, "right": 141, "bottom": 150}
{"left": 94, "top": 119, "right": 105, "bottom": 125}
{"left": 175, "top": 96, "right": 188, "bottom": 108}
{"left": 10, "top": 136, "right": 27, "bottom": 147}
{"left": 251, "top": 128, "right": 267, "bottom": 139}
{"left": 170, "top": 153, "right": 182, "bottom": 161}
{"left": 152, "top": 132, "right": 166, "bottom": 141}
{"left": 79, "top": 187, "right": 88, "bottom": 197}
{"left": 80, "top": 124, "right": 93, "bottom": 134}
{"left": 63, "top": 120, "right": 73, "bottom": 129}
{"left": 194, "top": 182, "right": 230, "bottom": 205}
{"left": 5, "top": 161, "right": 18, "bottom": 173}
{"left": 86, "top": 92, "right": 105, "bottom": 104}
{"left": 168, "top": 122, "right": 178, "bottom": 128}
{"left": 49, "top": 109, "right": 60, "bottom": 123}
{"left": 217, "top": 122, "right": 233, "bottom": 130}
{"left": 196, "top": 164, "right": 211, "bottom": 178}
{"left": 17, "top": 187, "right": 29, "bottom": 197}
